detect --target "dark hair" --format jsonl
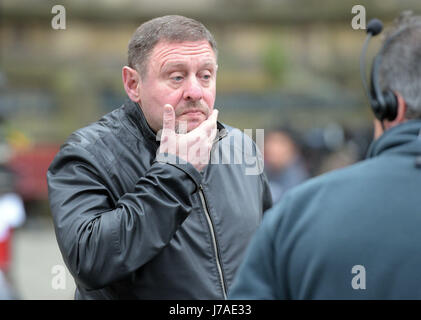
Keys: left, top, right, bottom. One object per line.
{"left": 379, "top": 11, "right": 421, "bottom": 119}
{"left": 127, "top": 15, "right": 217, "bottom": 78}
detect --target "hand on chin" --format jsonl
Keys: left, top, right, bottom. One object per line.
{"left": 176, "top": 114, "right": 206, "bottom": 133}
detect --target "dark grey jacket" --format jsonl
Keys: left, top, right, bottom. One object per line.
{"left": 47, "top": 99, "right": 272, "bottom": 299}
{"left": 229, "top": 120, "right": 421, "bottom": 299}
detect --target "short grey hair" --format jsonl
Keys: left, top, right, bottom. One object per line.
{"left": 127, "top": 15, "right": 218, "bottom": 78}
{"left": 379, "top": 11, "right": 421, "bottom": 119}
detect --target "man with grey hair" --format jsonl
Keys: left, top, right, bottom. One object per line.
{"left": 377, "top": 11, "right": 421, "bottom": 121}
{"left": 229, "top": 12, "right": 421, "bottom": 299}
{"left": 47, "top": 15, "right": 272, "bottom": 299}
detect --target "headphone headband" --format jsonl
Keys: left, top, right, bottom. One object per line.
{"left": 361, "top": 19, "right": 399, "bottom": 121}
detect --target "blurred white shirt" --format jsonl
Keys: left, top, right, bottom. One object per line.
{"left": 0, "top": 193, "right": 26, "bottom": 242}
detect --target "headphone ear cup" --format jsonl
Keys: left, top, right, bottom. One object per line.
{"left": 370, "top": 99, "right": 384, "bottom": 120}
{"left": 383, "top": 90, "right": 398, "bottom": 121}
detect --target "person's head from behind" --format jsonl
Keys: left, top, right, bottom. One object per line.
{"left": 122, "top": 15, "right": 218, "bottom": 133}
{"left": 374, "top": 11, "right": 421, "bottom": 138}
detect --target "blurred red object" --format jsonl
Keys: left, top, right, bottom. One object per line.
{"left": 7, "top": 144, "right": 60, "bottom": 201}
{"left": 0, "top": 229, "right": 11, "bottom": 272}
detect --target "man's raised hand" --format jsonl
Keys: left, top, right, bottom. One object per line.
{"left": 159, "top": 104, "right": 218, "bottom": 172}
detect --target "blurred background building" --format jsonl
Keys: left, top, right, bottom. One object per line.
{"left": 1, "top": 0, "right": 420, "bottom": 299}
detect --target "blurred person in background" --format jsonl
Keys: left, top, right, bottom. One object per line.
{"left": 314, "top": 124, "right": 361, "bottom": 175}
{"left": 0, "top": 158, "right": 26, "bottom": 299}
{"left": 264, "top": 127, "right": 309, "bottom": 203}
{"left": 47, "top": 15, "right": 272, "bottom": 300}
{"left": 229, "top": 12, "right": 421, "bottom": 299}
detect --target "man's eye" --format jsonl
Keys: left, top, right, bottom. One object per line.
{"left": 201, "top": 74, "right": 211, "bottom": 81}
{"left": 172, "top": 76, "right": 183, "bottom": 82}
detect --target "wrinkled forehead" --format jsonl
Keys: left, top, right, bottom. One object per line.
{"left": 150, "top": 40, "right": 217, "bottom": 65}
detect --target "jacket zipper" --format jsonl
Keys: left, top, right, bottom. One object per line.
{"left": 198, "top": 184, "right": 227, "bottom": 300}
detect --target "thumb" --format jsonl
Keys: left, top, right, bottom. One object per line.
{"left": 162, "top": 104, "right": 175, "bottom": 133}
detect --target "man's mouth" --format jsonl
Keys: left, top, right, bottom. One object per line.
{"left": 180, "top": 109, "right": 206, "bottom": 117}
{"left": 175, "top": 110, "right": 206, "bottom": 133}
{"left": 180, "top": 109, "right": 207, "bottom": 117}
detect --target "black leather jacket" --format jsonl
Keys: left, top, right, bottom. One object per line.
{"left": 47, "top": 99, "right": 272, "bottom": 299}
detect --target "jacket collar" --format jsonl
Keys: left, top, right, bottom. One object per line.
{"left": 122, "top": 98, "right": 227, "bottom": 146}
{"left": 121, "top": 99, "right": 158, "bottom": 146}
{"left": 366, "top": 119, "right": 421, "bottom": 159}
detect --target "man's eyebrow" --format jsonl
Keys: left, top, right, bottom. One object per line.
{"left": 200, "top": 61, "right": 217, "bottom": 70}
{"left": 161, "top": 62, "right": 187, "bottom": 73}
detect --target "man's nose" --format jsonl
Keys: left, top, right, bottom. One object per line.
{"left": 183, "top": 76, "right": 203, "bottom": 101}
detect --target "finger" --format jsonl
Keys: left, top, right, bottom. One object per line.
{"left": 208, "top": 110, "right": 219, "bottom": 143}
{"left": 201, "top": 109, "right": 219, "bottom": 134}
{"left": 162, "top": 104, "right": 175, "bottom": 133}
{"left": 208, "top": 126, "right": 218, "bottom": 143}
{"left": 208, "top": 108, "right": 219, "bottom": 124}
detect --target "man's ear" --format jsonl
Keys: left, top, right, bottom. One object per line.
{"left": 373, "top": 118, "right": 384, "bottom": 140}
{"left": 122, "top": 66, "right": 141, "bottom": 102}
{"left": 384, "top": 91, "right": 407, "bottom": 129}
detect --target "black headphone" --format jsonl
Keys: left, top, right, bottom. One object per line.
{"left": 360, "top": 19, "right": 398, "bottom": 121}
